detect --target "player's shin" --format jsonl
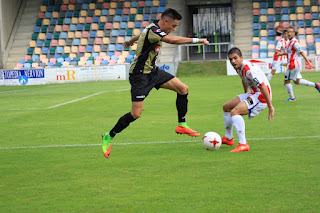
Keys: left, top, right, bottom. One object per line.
{"left": 223, "top": 111, "right": 233, "bottom": 139}
{"left": 176, "top": 93, "right": 188, "bottom": 123}
{"left": 109, "top": 112, "right": 136, "bottom": 137}
{"left": 231, "top": 115, "right": 247, "bottom": 144}
{"left": 285, "top": 83, "right": 295, "bottom": 99}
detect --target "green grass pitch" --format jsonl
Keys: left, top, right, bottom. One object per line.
{"left": 0, "top": 72, "right": 320, "bottom": 212}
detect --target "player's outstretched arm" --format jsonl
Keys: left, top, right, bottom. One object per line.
{"left": 260, "top": 84, "right": 274, "bottom": 121}
{"left": 300, "top": 52, "right": 315, "bottom": 69}
{"left": 162, "top": 35, "right": 209, "bottom": 45}
{"left": 123, "top": 33, "right": 141, "bottom": 48}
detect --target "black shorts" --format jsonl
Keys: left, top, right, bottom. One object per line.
{"left": 129, "top": 67, "right": 174, "bottom": 102}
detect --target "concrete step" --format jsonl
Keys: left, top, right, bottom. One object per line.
{"left": 9, "top": 49, "right": 26, "bottom": 55}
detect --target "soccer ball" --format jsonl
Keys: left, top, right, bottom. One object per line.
{"left": 202, "top": 132, "right": 222, "bottom": 151}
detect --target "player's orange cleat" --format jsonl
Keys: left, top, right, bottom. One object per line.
{"left": 104, "top": 144, "right": 112, "bottom": 158}
{"left": 222, "top": 136, "right": 234, "bottom": 146}
{"left": 102, "top": 133, "right": 113, "bottom": 158}
{"left": 175, "top": 125, "right": 200, "bottom": 137}
{"left": 230, "top": 143, "right": 250, "bottom": 152}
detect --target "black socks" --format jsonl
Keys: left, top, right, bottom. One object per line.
{"left": 109, "top": 112, "right": 136, "bottom": 137}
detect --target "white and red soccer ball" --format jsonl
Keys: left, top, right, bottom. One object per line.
{"left": 202, "top": 132, "right": 222, "bottom": 151}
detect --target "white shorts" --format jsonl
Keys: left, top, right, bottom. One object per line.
{"left": 271, "top": 60, "right": 287, "bottom": 70}
{"left": 284, "top": 67, "right": 302, "bottom": 81}
{"left": 237, "top": 92, "right": 268, "bottom": 119}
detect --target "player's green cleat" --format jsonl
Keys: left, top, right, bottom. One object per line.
{"left": 102, "top": 133, "right": 113, "bottom": 158}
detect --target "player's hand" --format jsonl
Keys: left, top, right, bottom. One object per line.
{"left": 123, "top": 40, "right": 133, "bottom": 48}
{"left": 200, "top": 39, "right": 209, "bottom": 45}
{"left": 268, "top": 105, "right": 274, "bottom": 121}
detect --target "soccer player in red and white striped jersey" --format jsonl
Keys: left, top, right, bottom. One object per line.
{"left": 267, "top": 30, "right": 289, "bottom": 81}
{"left": 222, "top": 47, "right": 274, "bottom": 152}
{"left": 277, "top": 27, "right": 320, "bottom": 101}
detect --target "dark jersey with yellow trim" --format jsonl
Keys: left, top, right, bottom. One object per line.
{"left": 129, "top": 20, "right": 167, "bottom": 74}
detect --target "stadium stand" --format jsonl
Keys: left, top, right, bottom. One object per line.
{"left": 15, "top": 0, "right": 166, "bottom": 68}
{"left": 252, "top": 0, "right": 320, "bottom": 59}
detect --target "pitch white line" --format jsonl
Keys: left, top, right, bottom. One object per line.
{"left": 0, "top": 135, "right": 319, "bottom": 150}
{"left": 7, "top": 88, "right": 129, "bottom": 111}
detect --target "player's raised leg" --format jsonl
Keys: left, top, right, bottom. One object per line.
{"left": 160, "top": 77, "right": 200, "bottom": 137}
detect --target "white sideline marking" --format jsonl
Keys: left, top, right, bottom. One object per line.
{"left": 0, "top": 135, "right": 319, "bottom": 150}
{"left": 7, "top": 88, "right": 129, "bottom": 111}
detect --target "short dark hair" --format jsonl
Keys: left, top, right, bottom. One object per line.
{"left": 161, "top": 8, "right": 182, "bottom": 20}
{"left": 228, "top": 47, "right": 242, "bottom": 57}
{"left": 287, "top": 26, "right": 296, "bottom": 35}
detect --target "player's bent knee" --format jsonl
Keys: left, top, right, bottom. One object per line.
{"left": 131, "top": 112, "right": 141, "bottom": 119}
{"left": 293, "top": 80, "right": 299, "bottom": 84}
{"left": 223, "top": 103, "right": 231, "bottom": 112}
{"left": 178, "top": 84, "right": 188, "bottom": 95}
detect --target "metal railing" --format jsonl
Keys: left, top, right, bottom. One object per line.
{"left": 180, "top": 42, "right": 231, "bottom": 61}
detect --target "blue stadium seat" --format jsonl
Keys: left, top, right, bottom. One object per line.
{"left": 252, "top": 49, "right": 259, "bottom": 54}
{"left": 159, "top": 7, "right": 165, "bottom": 13}
{"left": 47, "top": 6, "right": 53, "bottom": 12}
{"left": 42, "top": 0, "right": 48, "bottom": 5}
{"left": 131, "top": 1, "right": 138, "bottom": 7}
{"left": 37, "top": 40, "right": 43, "bottom": 47}
{"left": 253, "top": 23, "right": 259, "bottom": 30}
{"left": 77, "top": 24, "right": 83, "bottom": 31}
{"left": 268, "top": 40, "right": 275, "bottom": 45}
{"left": 101, "top": 60, "right": 108, "bottom": 65}
{"left": 73, "top": 38, "right": 80, "bottom": 45}
{"left": 48, "top": 62, "right": 54, "bottom": 67}
{"left": 19, "top": 59, "right": 25, "bottom": 64}
{"left": 66, "top": 11, "right": 73, "bottom": 18}
{"left": 146, "top": 1, "right": 152, "bottom": 7}
{"left": 260, "top": 37, "right": 267, "bottom": 41}
{"left": 143, "top": 14, "right": 150, "bottom": 21}
{"left": 57, "top": 58, "right": 64, "bottom": 63}
{"left": 122, "top": 15, "right": 128, "bottom": 22}
{"left": 116, "top": 44, "right": 122, "bottom": 51}
{"left": 282, "top": 14, "right": 289, "bottom": 21}
{"left": 65, "top": 57, "right": 71, "bottom": 62}
{"left": 109, "top": 44, "right": 115, "bottom": 51}
{"left": 312, "top": 13, "right": 319, "bottom": 19}
{"left": 55, "top": 54, "right": 61, "bottom": 59}
{"left": 120, "top": 22, "right": 127, "bottom": 29}
{"left": 32, "top": 55, "right": 39, "bottom": 61}
{"left": 45, "top": 12, "right": 52, "bottom": 19}
{"left": 260, "top": 53, "right": 267, "bottom": 58}
{"left": 267, "top": 15, "right": 274, "bottom": 22}
{"left": 70, "top": 24, "right": 76, "bottom": 31}
{"left": 50, "top": 19, "right": 56, "bottom": 25}
{"left": 92, "top": 52, "right": 99, "bottom": 58}
{"left": 114, "top": 15, "right": 121, "bottom": 22}
{"left": 111, "top": 55, "right": 118, "bottom": 60}
{"left": 298, "top": 21, "right": 304, "bottom": 27}
{"left": 135, "top": 21, "right": 141, "bottom": 28}
{"left": 42, "top": 47, "right": 48, "bottom": 54}
{"left": 160, "top": 0, "right": 166, "bottom": 6}
{"left": 111, "top": 30, "right": 118, "bottom": 37}
{"left": 82, "top": 3, "right": 89, "bottom": 10}
{"left": 64, "top": 18, "right": 71, "bottom": 25}
{"left": 119, "top": 30, "right": 125, "bottom": 36}
{"left": 93, "top": 16, "right": 99, "bottom": 23}
{"left": 260, "top": 2, "right": 266, "bottom": 8}
{"left": 314, "top": 27, "right": 320, "bottom": 34}
{"left": 152, "top": 7, "right": 158, "bottom": 13}
{"left": 46, "top": 33, "right": 53, "bottom": 39}
{"left": 116, "top": 9, "right": 122, "bottom": 15}
{"left": 260, "top": 9, "right": 267, "bottom": 15}
{"left": 24, "top": 63, "right": 31, "bottom": 68}
{"left": 90, "top": 31, "right": 96, "bottom": 38}
{"left": 86, "top": 45, "right": 93, "bottom": 52}
{"left": 60, "top": 32, "right": 67, "bottom": 39}
{"left": 102, "top": 9, "right": 108, "bottom": 16}
{"left": 299, "top": 35, "right": 306, "bottom": 39}
{"left": 107, "top": 52, "right": 114, "bottom": 57}
{"left": 86, "top": 60, "right": 93, "bottom": 66}
{"left": 34, "top": 26, "right": 40, "bottom": 33}
{"left": 260, "top": 45, "right": 267, "bottom": 50}
{"left": 57, "top": 46, "right": 63, "bottom": 54}
{"left": 297, "top": 0, "right": 303, "bottom": 6}
{"left": 282, "top": 8, "right": 289, "bottom": 14}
